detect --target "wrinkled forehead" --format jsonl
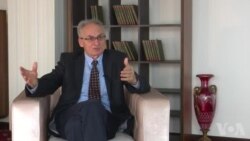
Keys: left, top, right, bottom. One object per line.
{"left": 80, "top": 23, "right": 105, "bottom": 36}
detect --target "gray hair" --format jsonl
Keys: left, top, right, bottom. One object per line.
{"left": 77, "top": 19, "right": 104, "bottom": 36}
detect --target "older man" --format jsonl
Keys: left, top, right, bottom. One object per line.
{"left": 20, "top": 19, "right": 150, "bottom": 141}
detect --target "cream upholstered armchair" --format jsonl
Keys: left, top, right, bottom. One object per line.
{"left": 11, "top": 88, "right": 170, "bottom": 141}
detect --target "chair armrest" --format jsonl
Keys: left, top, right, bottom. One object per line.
{"left": 11, "top": 90, "right": 50, "bottom": 141}
{"left": 126, "top": 88, "right": 170, "bottom": 141}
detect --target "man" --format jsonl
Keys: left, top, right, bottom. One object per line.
{"left": 20, "top": 19, "right": 150, "bottom": 141}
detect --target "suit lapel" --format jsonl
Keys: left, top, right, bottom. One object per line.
{"left": 102, "top": 50, "right": 112, "bottom": 95}
{"left": 75, "top": 53, "right": 85, "bottom": 94}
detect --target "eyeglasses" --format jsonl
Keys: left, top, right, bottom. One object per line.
{"left": 80, "top": 34, "right": 106, "bottom": 42}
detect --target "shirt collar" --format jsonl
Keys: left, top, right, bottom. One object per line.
{"left": 84, "top": 53, "right": 103, "bottom": 67}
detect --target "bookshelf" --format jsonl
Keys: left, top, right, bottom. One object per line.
{"left": 66, "top": 0, "right": 192, "bottom": 140}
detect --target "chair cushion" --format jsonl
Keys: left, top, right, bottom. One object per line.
{"left": 108, "top": 132, "right": 134, "bottom": 141}
{"left": 49, "top": 132, "right": 134, "bottom": 141}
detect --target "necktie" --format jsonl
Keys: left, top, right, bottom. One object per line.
{"left": 88, "top": 60, "right": 101, "bottom": 100}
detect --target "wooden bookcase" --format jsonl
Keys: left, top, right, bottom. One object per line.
{"left": 0, "top": 10, "right": 9, "bottom": 118}
{"left": 66, "top": 0, "right": 192, "bottom": 140}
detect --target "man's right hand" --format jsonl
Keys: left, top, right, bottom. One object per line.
{"left": 20, "top": 62, "right": 38, "bottom": 88}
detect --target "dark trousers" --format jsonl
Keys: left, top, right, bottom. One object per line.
{"left": 55, "top": 100, "right": 123, "bottom": 141}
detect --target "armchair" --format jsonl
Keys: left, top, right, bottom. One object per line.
{"left": 11, "top": 88, "right": 170, "bottom": 141}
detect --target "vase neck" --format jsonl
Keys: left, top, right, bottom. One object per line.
{"left": 201, "top": 78, "right": 209, "bottom": 88}
{"left": 197, "top": 74, "right": 213, "bottom": 88}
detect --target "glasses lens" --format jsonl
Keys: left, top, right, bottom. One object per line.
{"left": 97, "top": 35, "right": 106, "bottom": 40}
{"left": 88, "top": 36, "right": 96, "bottom": 41}
{"left": 82, "top": 34, "right": 106, "bottom": 42}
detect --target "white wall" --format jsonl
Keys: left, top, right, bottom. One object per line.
{"left": 192, "top": 0, "right": 250, "bottom": 139}
{"left": 0, "top": 0, "right": 7, "bottom": 10}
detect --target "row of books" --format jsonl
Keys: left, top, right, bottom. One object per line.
{"left": 113, "top": 5, "right": 138, "bottom": 25}
{"left": 90, "top": 5, "right": 138, "bottom": 25}
{"left": 112, "top": 41, "right": 138, "bottom": 61}
{"left": 90, "top": 5, "right": 105, "bottom": 24}
{"left": 112, "top": 40, "right": 165, "bottom": 61}
{"left": 142, "top": 40, "right": 165, "bottom": 61}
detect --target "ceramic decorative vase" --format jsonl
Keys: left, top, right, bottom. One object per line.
{"left": 194, "top": 74, "right": 217, "bottom": 141}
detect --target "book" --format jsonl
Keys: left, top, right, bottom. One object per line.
{"left": 142, "top": 40, "right": 165, "bottom": 61}
{"left": 113, "top": 5, "right": 138, "bottom": 25}
{"left": 91, "top": 5, "right": 105, "bottom": 24}
{"left": 142, "top": 40, "right": 150, "bottom": 61}
{"left": 125, "top": 41, "right": 138, "bottom": 60}
{"left": 155, "top": 40, "right": 165, "bottom": 60}
{"left": 112, "top": 41, "right": 138, "bottom": 61}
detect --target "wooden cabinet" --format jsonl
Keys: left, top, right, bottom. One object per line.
{"left": 66, "top": 0, "right": 192, "bottom": 140}
{"left": 0, "top": 10, "right": 9, "bottom": 118}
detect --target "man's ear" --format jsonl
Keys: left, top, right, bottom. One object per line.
{"left": 78, "top": 38, "right": 84, "bottom": 48}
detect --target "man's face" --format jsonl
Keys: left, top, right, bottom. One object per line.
{"left": 78, "top": 23, "right": 107, "bottom": 59}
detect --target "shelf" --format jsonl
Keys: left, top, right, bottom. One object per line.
{"left": 170, "top": 133, "right": 181, "bottom": 141}
{"left": 108, "top": 24, "right": 181, "bottom": 28}
{"left": 138, "top": 60, "right": 181, "bottom": 64}
{"left": 170, "top": 110, "right": 181, "bottom": 117}
{"left": 156, "top": 88, "right": 181, "bottom": 94}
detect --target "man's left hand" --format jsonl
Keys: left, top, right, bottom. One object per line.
{"left": 120, "top": 57, "right": 137, "bottom": 85}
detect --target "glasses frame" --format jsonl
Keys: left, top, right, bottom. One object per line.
{"left": 80, "top": 34, "right": 106, "bottom": 42}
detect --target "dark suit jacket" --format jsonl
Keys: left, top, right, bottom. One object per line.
{"left": 26, "top": 49, "right": 150, "bottom": 137}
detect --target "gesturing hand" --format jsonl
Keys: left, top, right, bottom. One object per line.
{"left": 120, "top": 58, "right": 137, "bottom": 85}
{"left": 20, "top": 62, "right": 38, "bottom": 88}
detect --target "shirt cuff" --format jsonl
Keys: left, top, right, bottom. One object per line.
{"left": 26, "top": 84, "right": 38, "bottom": 94}
{"left": 132, "top": 80, "right": 140, "bottom": 88}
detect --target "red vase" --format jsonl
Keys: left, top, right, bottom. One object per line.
{"left": 194, "top": 74, "right": 217, "bottom": 141}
